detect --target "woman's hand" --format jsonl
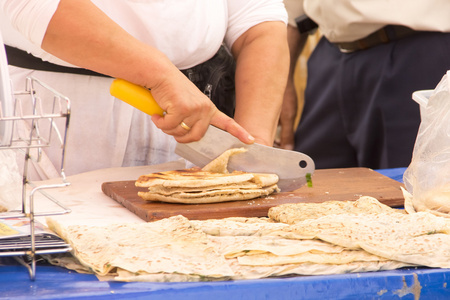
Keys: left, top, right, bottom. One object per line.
{"left": 150, "top": 69, "right": 255, "bottom": 144}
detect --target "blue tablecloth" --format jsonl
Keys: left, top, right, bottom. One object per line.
{"left": 2, "top": 167, "right": 449, "bottom": 300}
{"left": 1, "top": 263, "right": 449, "bottom": 300}
{"left": 376, "top": 167, "right": 407, "bottom": 184}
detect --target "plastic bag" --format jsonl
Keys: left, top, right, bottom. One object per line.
{"left": 403, "top": 71, "right": 450, "bottom": 217}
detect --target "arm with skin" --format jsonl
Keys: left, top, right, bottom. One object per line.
{"left": 276, "top": 24, "right": 308, "bottom": 150}
{"left": 39, "top": 0, "right": 254, "bottom": 144}
{"left": 231, "top": 21, "right": 289, "bottom": 146}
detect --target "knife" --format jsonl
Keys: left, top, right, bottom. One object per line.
{"left": 110, "top": 79, "right": 315, "bottom": 191}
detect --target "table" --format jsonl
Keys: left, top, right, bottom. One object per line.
{"left": 1, "top": 167, "right": 449, "bottom": 300}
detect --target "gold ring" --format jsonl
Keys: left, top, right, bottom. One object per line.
{"left": 180, "top": 121, "right": 191, "bottom": 131}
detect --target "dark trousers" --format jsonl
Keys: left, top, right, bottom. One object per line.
{"left": 294, "top": 31, "right": 450, "bottom": 169}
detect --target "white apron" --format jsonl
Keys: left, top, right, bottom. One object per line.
{"left": 8, "top": 67, "right": 180, "bottom": 180}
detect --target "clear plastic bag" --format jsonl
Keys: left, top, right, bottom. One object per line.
{"left": 403, "top": 71, "right": 450, "bottom": 217}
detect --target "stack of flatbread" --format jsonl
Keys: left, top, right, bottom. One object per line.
{"left": 135, "top": 148, "right": 280, "bottom": 204}
{"left": 45, "top": 196, "right": 450, "bottom": 282}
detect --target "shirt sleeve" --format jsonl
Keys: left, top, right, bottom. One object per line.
{"left": 284, "top": 0, "right": 305, "bottom": 27}
{"left": 225, "top": 0, "right": 288, "bottom": 50}
{"left": 2, "top": 0, "right": 60, "bottom": 47}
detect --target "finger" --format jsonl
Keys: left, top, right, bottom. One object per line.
{"left": 179, "top": 121, "right": 191, "bottom": 131}
{"left": 153, "top": 113, "right": 209, "bottom": 142}
{"left": 151, "top": 113, "right": 184, "bottom": 132}
{"left": 279, "top": 125, "right": 295, "bottom": 150}
{"left": 154, "top": 116, "right": 209, "bottom": 144}
{"left": 173, "top": 115, "right": 213, "bottom": 143}
{"left": 209, "top": 110, "right": 255, "bottom": 144}
{"left": 280, "top": 140, "right": 294, "bottom": 150}
{"left": 273, "top": 125, "right": 282, "bottom": 147}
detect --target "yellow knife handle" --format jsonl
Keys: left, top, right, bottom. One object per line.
{"left": 110, "top": 78, "right": 165, "bottom": 116}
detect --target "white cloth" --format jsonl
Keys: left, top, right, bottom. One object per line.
{"left": 283, "top": 0, "right": 303, "bottom": 27}
{"left": 283, "top": 0, "right": 450, "bottom": 42}
{"left": 1, "top": 0, "right": 287, "bottom": 180}
{"left": 2, "top": 0, "right": 287, "bottom": 69}
{"left": 7, "top": 66, "right": 180, "bottom": 180}
{"left": 0, "top": 32, "right": 22, "bottom": 211}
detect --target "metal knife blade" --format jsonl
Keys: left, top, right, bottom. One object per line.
{"left": 175, "top": 125, "right": 315, "bottom": 192}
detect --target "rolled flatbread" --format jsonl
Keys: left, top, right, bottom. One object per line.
{"left": 136, "top": 148, "right": 280, "bottom": 204}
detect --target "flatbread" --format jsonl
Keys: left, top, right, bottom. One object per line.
{"left": 237, "top": 250, "right": 391, "bottom": 266}
{"left": 202, "top": 148, "right": 247, "bottom": 173}
{"left": 272, "top": 211, "right": 450, "bottom": 268}
{"left": 136, "top": 148, "right": 279, "bottom": 204}
{"left": 136, "top": 168, "right": 255, "bottom": 188}
{"left": 227, "top": 259, "right": 412, "bottom": 280}
{"left": 45, "top": 212, "right": 414, "bottom": 282}
{"left": 45, "top": 198, "right": 448, "bottom": 282}
{"left": 142, "top": 173, "right": 278, "bottom": 195}
{"left": 113, "top": 259, "right": 412, "bottom": 282}
{"left": 138, "top": 184, "right": 279, "bottom": 204}
{"left": 46, "top": 215, "right": 233, "bottom": 277}
{"left": 147, "top": 181, "right": 260, "bottom": 195}
{"left": 189, "top": 217, "right": 287, "bottom": 236}
{"left": 268, "top": 196, "right": 402, "bottom": 224}
{"left": 209, "top": 235, "right": 348, "bottom": 258}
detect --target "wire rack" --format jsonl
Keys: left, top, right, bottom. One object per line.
{"left": 0, "top": 76, "right": 72, "bottom": 280}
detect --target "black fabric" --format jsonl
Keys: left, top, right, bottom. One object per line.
{"left": 294, "top": 31, "right": 450, "bottom": 169}
{"left": 180, "top": 46, "right": 236, "bottom": 117}
{"left": 5, "top": 45, "right": 110, "bottom": 77}
{"left": 5, "top": 44, "right": 236, "bottom": 117}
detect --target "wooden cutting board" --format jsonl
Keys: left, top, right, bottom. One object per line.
{"left": 102, "top": 167, "right": 405, "bottom": 222}
{"left": 101, "top": 167, "right": 405, "bottom": 222}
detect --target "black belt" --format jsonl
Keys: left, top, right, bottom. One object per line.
{"left": 5, "top": 45, "right": 232, "bottom": 86}
{"left": 5, "top": 45, "right": 110, "bottom": 77}
{"left": 335, "top": 25, "right": 419, "bottom": 53}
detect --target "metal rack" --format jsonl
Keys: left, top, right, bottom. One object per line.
{"left": 0, "top": 76, "right": 72, "bottom": 280}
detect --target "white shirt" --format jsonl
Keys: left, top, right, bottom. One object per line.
{"left": 284, "top": 0, "right": 450, "bottom": 42}
{"left": 1, "top": 0, "right": 287, "bottom": 69}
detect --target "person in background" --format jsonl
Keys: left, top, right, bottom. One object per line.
{"left": 1, "top": 0, "right": 289, "bottom": 179}
{"left": 286, "top": 1, "right": 450, "bottom": 169}
{"left": 276, "top": 0, "right": 319, "bottom": 150}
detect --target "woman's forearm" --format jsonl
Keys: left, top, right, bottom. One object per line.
{"left": 41, "top": 0, "right": 176, "bottom": 89}
{"left": 232, "top": 21, "right": 289, "bottom": 146}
